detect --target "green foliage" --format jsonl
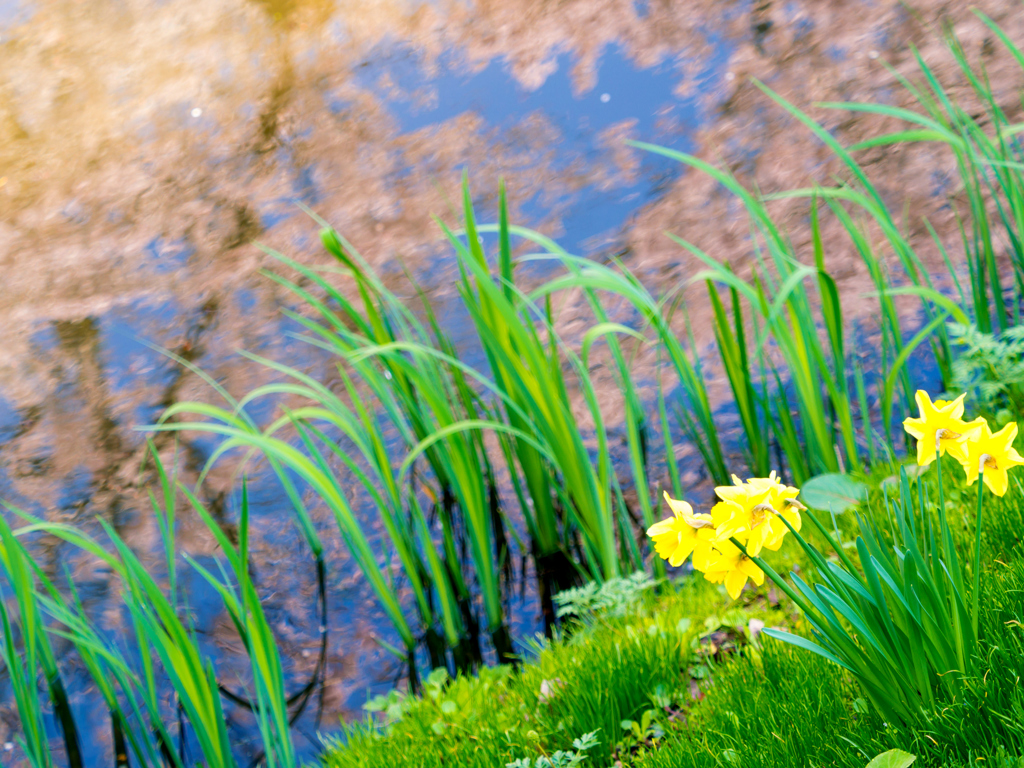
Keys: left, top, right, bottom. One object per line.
{"left": 631, "top": 143, "right": 864, "bottom": 483}
{"left": 448, "top": 183, "right": 635, "bottom": 579}
{"left": 326, "top": 578, "right": 786, "bottom": 768}
{"left": 918, "top": 551, "right": 1024, "bottom": 754}
{"left": 761, "top": 465, "right": 984, "bottom": 725}
{"left": 833, "top": 9, "right": 1024, "bottom": 340}
{"left": 947, "top": 323, "right": 1024, "bottom": 419}
{"left": 868, "top": 753, "right": 917, "bottom": 768}
{"left": 0, "top": 516, "right": 64, "bottom": 768}
{"left": 634, "top": 636, "right": 890, "bottom": 768}
{"left": 506, "top": 730, "right": 601, "bottom": 768}
{"left": 613, "top": 709, "right": 665, "bottom": 766}
{"left": 363, "top": 666, "right": 516, "bottom": 734}
{"left": 0, "top": 446, "right": 305, "bottom": 768}
{"left": 552, "top": 572, "right": 657, "bottom": 622}
{"left": 865, "top": 751, "right": 916, "bottom": 768}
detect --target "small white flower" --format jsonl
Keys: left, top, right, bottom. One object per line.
{"left": 538, "top": 678, "right": 565, "bottom": 704}
{"left": 747, "top": 618, "right": 766, "bottom": 640}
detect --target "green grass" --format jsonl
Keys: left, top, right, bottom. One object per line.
{"left": 323, "top": 468, "right": 1024, "bottom": 768}
{"left": 642, "top": 641, "right": 888, "bottom": 768}
{"left": 324, "top": 576, "right": 793, "bottom": 768}
{"left": 0, "top": 445, "right": 301, "bottom": 768}
{"left": 323, "top": 576, "right": 893, "bottom": 768}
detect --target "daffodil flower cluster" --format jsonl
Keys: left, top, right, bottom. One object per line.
{"left": 903, "top": 391, "right": 1024, "bottom": 496}
{"left": 646, "top": 472, "right": 804, "bottom": 600}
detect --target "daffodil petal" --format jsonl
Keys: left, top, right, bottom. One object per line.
{"left": 724, "top": 568, "right": 747, "bottom": 600}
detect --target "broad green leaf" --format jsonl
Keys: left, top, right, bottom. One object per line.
{"left": 799, "top": 473, "right": 869, "bottom": 512}
{"left": 865, "top": 749, "right": 916, "bottom": 768}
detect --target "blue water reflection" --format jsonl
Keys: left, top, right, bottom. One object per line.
{"left": 355, "top": 41, "right": 728, "bottom": 252}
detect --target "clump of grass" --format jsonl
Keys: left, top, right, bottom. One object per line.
{"left": 326, "top": 463, "right": 1024, "bottom": 768}
{"left": 642, "top": 640, "right": 889, "bottom": 768}
{"left": 323, "top": 576, "right": 792, "bottom": 768}
{"left": 914, "top": 552, "right": 1024, "bottom": 760}
{"left": 0, "top": 445, "right": 308, "bottom": 767}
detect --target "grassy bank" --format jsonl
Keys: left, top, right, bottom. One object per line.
{"left": 324, "top": 466, "right": 1024, "bottom": 768}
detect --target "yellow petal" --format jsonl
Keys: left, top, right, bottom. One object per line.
{"left": 724, "top": 568, "right": 747, "bottom": 600}
{"left": 662, "top": 491, "right": 694, "bottom": 518}
{"left": 996, "top": 422, "right": 1019, "bottom": 450}
{"left": 1006, "top": 447, "right": 1024, "bottom": 466}
{"left": 914, "top": 390, "right": 931, "bottom": 415}
{"left": 651, "top": 531, "right": 680, "bottom": 561}
{"left": 668, "top": 544, "right": 690, "bottom": 567}
{"left": 984, "top": 467, "right": 1009, "bottom": 497}
{"left": 739, "top": 557, "right": 765, "bottom": 585}
{"left": 903, "top": 416, "right": 926, "bottom": 441}
{"left": 947, "top": 392, "right": 967, "bottom": 420}
{"left": 745, "top": 524, "right": 771, "bottom": 558}
{"left": 916, "top": 435, "right": 937, "bottom": 467}
{"left": 711, "top": 501, "right": 747, "bottom": 540}
{"left": 782, "top": 508, "right": 801, "bottom": 533}
{"left": 715, "top": 485, "right": 749, "bottom": 504}
{"left": 962, "top": 417, "right": 987, "bottom": 439}
{"left": 962, "top": 456, "right": 980, "bottom": 487}
{"left": 941, "top": 437, "right": 969, "bottom": 463}
{"left": 646, "top": 517, "right": 677, "bottom": 537}
{"left": 692, "top": 545, "right": 719, "bottom": 573}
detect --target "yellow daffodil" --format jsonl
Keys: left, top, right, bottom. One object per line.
{"left": 744, "top": 470, "right": 784, "bottom": 491}
{"left": 708, "top": 473, "right": 766, "bottom": 541}
{"left": 960, "top": 421, "right": 1024, "bottom": 497}
{"left": 695, "top": 539, "right": 764, "bottom": 600}
{"left": 903, "top": 391, "right": 985, "bottom": 466}
{"left": 646, "top": 492, "right": 716, "bottom": 567}
{"left": 709, "top": 472, "right": 803, "bottom": 557}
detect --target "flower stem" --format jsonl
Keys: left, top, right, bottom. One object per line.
{"left": 972, "top": 479, "right": 984, "bottom": 641}
{"left": 936, "top": 452, "right": 946, "bottom": 534}
{"left": 935, "top": 454, "right": 962, "bottom": 592}
{"left": 936, "top": 453, "right": 968, "bottom": 668}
